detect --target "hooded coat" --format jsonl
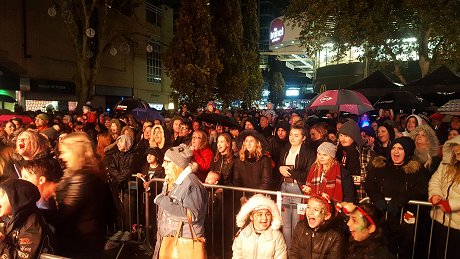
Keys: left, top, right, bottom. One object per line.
{"left": 365, "top": 138, "right": 429, "bottom": 217}
{"left": 232, "top": 194, "right": 287, "bottom": 259}
{"left": 0, "top": 179, "right": 55, "bottom": 259}
{"left": 429, "top": 135, "right": 460, "bottom": 230}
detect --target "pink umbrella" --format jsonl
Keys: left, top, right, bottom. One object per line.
{"left": 308, "top": 89, "right": 374, "bottom": 115}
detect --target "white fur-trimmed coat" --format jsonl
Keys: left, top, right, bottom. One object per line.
{"left": 429, "top": 136, "right": 460, "bottom": 230}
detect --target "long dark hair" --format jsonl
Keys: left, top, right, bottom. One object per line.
{"left": 214, "top": 133, "right": 233, "bottom": 164}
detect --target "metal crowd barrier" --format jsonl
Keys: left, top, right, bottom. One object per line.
{"left": 120, "top": 176, "right": 455, "bottom": 259}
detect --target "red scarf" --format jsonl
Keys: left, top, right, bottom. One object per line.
{"left": 306, "top": 161, "right": 344, "bottom": 202}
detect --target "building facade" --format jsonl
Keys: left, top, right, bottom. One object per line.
{"left": 0, "top": 0, "right": 174, "bottom": 112}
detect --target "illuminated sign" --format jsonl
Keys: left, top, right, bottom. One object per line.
{"left": 286, "top": 89, "right": 299, "bottom": 97}
{"left": 270, "top": 18, "right": 285, "bottom": 44}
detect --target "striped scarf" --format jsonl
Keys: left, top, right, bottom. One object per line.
{"left": 306, "top": 161, "right": 344, "bottom": 202}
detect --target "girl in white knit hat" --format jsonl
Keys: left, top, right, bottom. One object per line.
{"left": 232, "top": 194, "right": 287, "bottom": 259}
{"left": 304, "top": 142, "right": 355, "bottom": 202}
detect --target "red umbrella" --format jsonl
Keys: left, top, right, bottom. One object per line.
{"left": 0, "top": 114, "right": 34, "bottom": 125}
{"left": 308, "top": 89, "right": 374, "bottom": 115}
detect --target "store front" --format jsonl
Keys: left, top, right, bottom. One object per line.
{"left": 23, "top": 79, "right": 76, "bottom": 112}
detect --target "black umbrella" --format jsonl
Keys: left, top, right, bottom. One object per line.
{"left": 196, "top": 112, "right": 240, "bottom": 128}
{"left": 374, "top": 91, "right": 429, "bottom": 111}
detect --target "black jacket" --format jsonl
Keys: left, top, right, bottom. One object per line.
{"left": 364, "top": 156, "right": 429, "bottom": 215}
{"left": 268, "top": 135, "right": 289, "bottom": 190}
{"left": 279, "top": 142, "right": 316, "bottom": 186}
{"left": 209, "top": 154, "right": 233, "bottom": 185}
{"left": 55, "top": 170, "right": 107, "bottom": 258}
{"left": 232, "top": 154, "right": 272, "bottom": 190}
{"left": 107, "top": 148, "right": 138, "bottom": 188}
{"left": 0, "top": 179, "right": 55, "bottom": 259}
{"left": 289, "top": 218, "right": 345, "bottom": 259}
{"left": 346, "top": 236, "right": 396, "bottom": 259}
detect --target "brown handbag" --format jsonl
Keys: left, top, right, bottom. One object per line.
{"left": 158, "top": 209, "right": 207, "bottom": 259}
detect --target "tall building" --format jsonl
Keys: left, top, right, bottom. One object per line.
{"left": 0, "top": 0, "right": 174, "bottom": 112}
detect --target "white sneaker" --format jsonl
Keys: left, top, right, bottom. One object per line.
{"left": 109, "top": 231, "right": 123, "bottom": 241}
{"left": 120, "top": 231, "right": 131, "bottom": 242}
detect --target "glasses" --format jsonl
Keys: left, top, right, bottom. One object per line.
{"left": 192, "top": 136, "right": 202, "bottom": 140}
{"left": 306, "top": 205, "right": 324, "bottom": 216}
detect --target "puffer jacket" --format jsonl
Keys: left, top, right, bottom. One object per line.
{"left": 428, "top": 135, "right": 460, "bottom": 230}
{"left": 289, "top": 219, "right": 345, "bottom": 259}
{"left": 0, "top": 179, "right": 55, "bottom": 259}
{"left": 232, "top": 224, "right": 287, "bottom": 259}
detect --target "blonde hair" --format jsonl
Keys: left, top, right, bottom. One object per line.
{"left": 59, "top": 132, "right": 104, "bottom": 177}
{"left": 313, "top": 154, "right": 335, "bottom": 172}
{"left": 149, "top": 125, "right": 165, "bottom": 149}
{"left": 446, "top": 144, "right": 460, "bottom": 184}
{"left": 239, "top": 136, "right": 263, "bottom": 161}
{"left": 191, "top": 130, "right": 209, "bottom": 150}
{"left": 166, "top": 161, "right": 184, "bottom": 191}
{"left": 410, "top": 124, "right": 440, "bottom": 169}
{"left": 17, "top": 129, "right": 50, "bottom": 159}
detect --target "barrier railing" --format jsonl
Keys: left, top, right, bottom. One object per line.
{"left": 120, "top": 176, "right": 455, "bottom": 259}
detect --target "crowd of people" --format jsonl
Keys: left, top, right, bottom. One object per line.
{"left": 0, "top": 101, "right": 459, "bottom": 259}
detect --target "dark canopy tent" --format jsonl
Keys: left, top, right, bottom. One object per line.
{"left": 345, "top": 70, "right": 401, "bottom": 103}
{"left": 403, "top": 66, "right": 460, "bottom": 106}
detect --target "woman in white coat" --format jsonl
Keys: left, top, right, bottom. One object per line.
{"left": 428, "top": 135, "right": 460, "bottom": 259}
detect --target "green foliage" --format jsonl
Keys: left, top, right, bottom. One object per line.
{"left": 284, "top": 0, "right": 460, "bottom": 83}
{"left": 242, "top": 0, "right": 264, "bottom": 107}
{"left": 163, "top": 0, "right": 223, "bottom": 112}
{"left": 269, "top": 72, "right": 285, "bottom": 108}
{"left": 211, "top": 0, "right": 249, "bottom": 110}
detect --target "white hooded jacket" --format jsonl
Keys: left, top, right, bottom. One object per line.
{"left": 232, "top": 194, "right": 287, "bottom": 259}
{"left": 428, "top": 135, "right": 460, "bottom": 230}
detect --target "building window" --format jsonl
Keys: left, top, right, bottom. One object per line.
{"left": 146, "top": 1, "right": 163, "bottom": 26}
{"left": 147, "top": 41, "right": 161, "bottom": 83}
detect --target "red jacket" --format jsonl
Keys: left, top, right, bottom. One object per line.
{"left": 192, "top": 146, "right": 213, "bottom": 182}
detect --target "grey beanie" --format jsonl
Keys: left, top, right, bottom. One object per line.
{"left": 164, "top": 143, "right": 193, "bottom": 169}
{"left": 338, "top": 119, "right": 364, "bottom": 146}
{"left": 317, "top": 142, "right": 337, "bottom": 158}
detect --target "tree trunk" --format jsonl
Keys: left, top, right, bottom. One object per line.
{"left": 418, "top": 27, "right": 432, "bottom": 77}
